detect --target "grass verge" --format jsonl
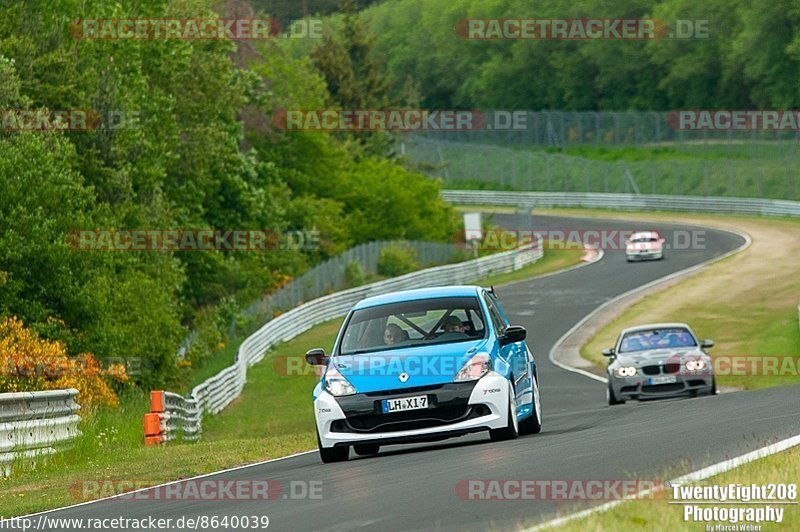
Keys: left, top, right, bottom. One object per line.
{"left": 559, "top": 444, "right": 800, "bottom": 531}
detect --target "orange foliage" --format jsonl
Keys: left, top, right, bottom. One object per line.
{"left": 0, "top": 317, "right": 128, "bottom": 411}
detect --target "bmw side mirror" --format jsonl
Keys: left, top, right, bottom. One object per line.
{"left": 305, "top": 348, "right": 329, "bottom": 366}
{"left": 500, "top": 325, "right": 527, "bottom": 346}
{"left": 701, "top": 339, "right": 714, "bottom": 349}
{"left": 601, "top": 347, "right": 615, "bottom": 357}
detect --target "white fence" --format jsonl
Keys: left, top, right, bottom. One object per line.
{"left": 0, "top": 389, "right": 81, "bottom": 474}
{"left": 183, "top": 242, "right": 542, "bottom": 420}
{"left": 441, "top": 190, "right": 800, "bottom": 217}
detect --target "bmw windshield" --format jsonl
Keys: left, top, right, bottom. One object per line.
{"left": 338, "top": 296, "right": 486, "bottom": 355}
{"left": 618, "top": 327, "right": 697, "bottom": 353}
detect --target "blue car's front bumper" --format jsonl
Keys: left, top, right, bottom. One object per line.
{"left": 314, "top": 372, "right": 511, "bottom": 448}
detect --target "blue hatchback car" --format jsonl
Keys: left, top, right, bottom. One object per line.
{"left": 305, "top": 285, "right": 542, "bottom": 463}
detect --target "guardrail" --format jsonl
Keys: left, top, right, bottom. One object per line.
{"left": 441, "top": 190, "right": 800, "bottom": 217}
{"left": 143, "top": 391, "right": 201, "bottom": 446}
{"left": 0, "top": 389, "right": 81, "bottom": 474}
{"left": 148, "top": 240, "right": 542, "bottom": 443}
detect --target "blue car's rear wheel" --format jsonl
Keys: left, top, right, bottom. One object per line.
{"left": 519, "top": 372, "right": 542, "bottom": 435}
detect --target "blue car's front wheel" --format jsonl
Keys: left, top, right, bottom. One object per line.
{"left": 317, "top": 429, "right": 349, "bottom": 463}
{"left": 489, "top": 383, "right": 520, "bottom": 441}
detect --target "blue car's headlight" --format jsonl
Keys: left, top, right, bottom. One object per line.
{"left": 454, "top": 353, "right": 492, "bottom": 382}
{"left": 325, "top": 365, "right": 357, "bottom": 396}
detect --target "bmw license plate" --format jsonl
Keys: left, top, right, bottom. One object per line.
{"left": 381, "top": 395, "right": 428, "bottom": 414}
{"left": 648, "top": 375, "right": 677, "bottom": 385}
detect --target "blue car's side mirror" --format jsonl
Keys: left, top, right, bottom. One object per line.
{"left": 305, "top": 348, "right": 329, "bottom": 366}
{"left": 500, "top": 325, "right": 527, "bottom": 346}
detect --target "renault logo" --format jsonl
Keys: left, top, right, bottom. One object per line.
{"left": 398, "top": 372, "right": 409, "bottom": 383}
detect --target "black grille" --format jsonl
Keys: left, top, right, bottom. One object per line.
{"left": 664, "top": 363, "right": 680, "bottom": 374}
{"left": 641, "top": 383, "right": 683, "bottom": 394}
{"left": 337, "top": 405, "right": 474, "bottom": 433}
{"left": 641, "top": 365, "right": 661, "bottom": 376}
{"left": 364, "top": 384, "right": 444, "bottom": 397}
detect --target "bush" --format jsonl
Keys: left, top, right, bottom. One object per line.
{"left": 345, "top": 260, "right": 365, "bottom": 287}
{"left": 377, "top": 244, "right": 418, "bottom": 277}
{"left": 0, "top": 317, "right": 128, "bottom": 411}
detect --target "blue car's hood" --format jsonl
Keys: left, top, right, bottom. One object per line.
{"left": 330, "top": 339, "right": 490, "bottom": 393}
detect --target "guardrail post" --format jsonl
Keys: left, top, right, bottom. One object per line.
{"left": 150, "top": 390, "right": 165, "bottom": 413}
{"left": 143, "top": 413, "right": 163, "bottom": 446}
{"left": 143, "top": 391, "right": 166, "bottom": 446}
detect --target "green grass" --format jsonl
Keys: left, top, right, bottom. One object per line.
{"left": 558, "top": 445, "right": 800, "bottom": 531}
{"left": 545, "top": 143, "right": 795, "bottom": 161}
{"left": 421, "top": 142, "right": 800, "bottom": 199}
{"left": 187, "top": 341, "right": 241, "bottom": 392}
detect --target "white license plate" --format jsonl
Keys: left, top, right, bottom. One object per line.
{"left": 381, "top": 395, "right": 428, "bottom": 414}
{"left": 648, "top": 375, "right": 677, "bottom": 385}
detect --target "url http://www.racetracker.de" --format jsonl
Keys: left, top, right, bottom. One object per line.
{"left": 0, "top": 514, "right": 270, "bottom": 530}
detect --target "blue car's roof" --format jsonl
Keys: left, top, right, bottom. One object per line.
{"left": 352, "top": 285, "right": 483, "bottom": 310}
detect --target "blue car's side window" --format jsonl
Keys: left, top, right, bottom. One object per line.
{"left": 481, "top": 293, "right": 507, "bottom": 336}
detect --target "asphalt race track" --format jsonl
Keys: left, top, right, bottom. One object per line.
{"left": 35, "top": 214, "right": 800, "bottom": 531}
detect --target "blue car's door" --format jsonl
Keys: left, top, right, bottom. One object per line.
{"left": 487, "top": 295, "right": 534, "bottom": 418}
{"left": 482, "top": 292, "right": 530, "bottom": 408}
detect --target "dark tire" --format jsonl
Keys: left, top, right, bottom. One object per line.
{"left": 607, "top": 380, "right": 624, "bottom": 406}
{"left": 490, "top": 384, "right": 520, "bottom": 441}
{"left": 353, "top": 444, "right": 380, "bottom": 456}
{"left": 710, "top": 377, "right": 717, "bottom": 395}
{"left": 317, "top": 430, "right": 348, "bottom": 463}
{"left": 519, "top": 373, "right": 542, "bottom": 435}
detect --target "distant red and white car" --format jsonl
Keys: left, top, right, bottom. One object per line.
{"left": 625, "top": 231, "right": 665, "bottom": 262}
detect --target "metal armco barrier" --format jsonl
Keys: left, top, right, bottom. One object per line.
{"left": 143, "top": 391, "right": 202, "bottom": 446}
{"left": 147, "top": 241, "right": 543, "bottom": 444}
{"left": 0, "top": 389, "right": 81, "bottom": 474}
{"left": 440, "top": 190, "right": 800, "bottom": 217}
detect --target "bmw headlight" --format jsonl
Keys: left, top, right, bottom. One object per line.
{"left": 615, "top": 366, "right": 637, "bottom": 377}
{"left": 685, "top": 360, "right": 706, "bottom": 371}
{"left": 324, "top": 365, "right": 356, "bottom": 396}
{"left": 454, "top": 353, "right": 492, "bottom": 382}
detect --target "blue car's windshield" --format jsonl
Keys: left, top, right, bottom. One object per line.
{"left": 619, "top": 327, "right": 697, "bottom": 353}
{"left": 338, "top": 296, "right": 486, "bottom": 355}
